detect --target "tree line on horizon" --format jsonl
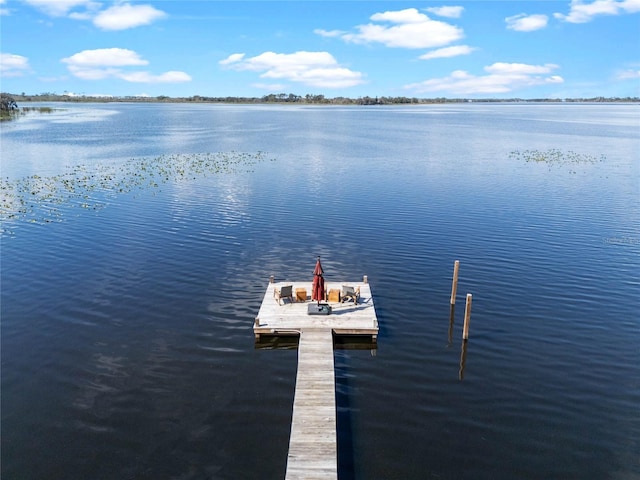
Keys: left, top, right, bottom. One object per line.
{"left": 3, "top": 92, "right": 639, "bottom": 108}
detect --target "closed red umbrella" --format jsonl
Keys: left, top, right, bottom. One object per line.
{"left": 311, "top": 256, "right": 325, "bottom": 304}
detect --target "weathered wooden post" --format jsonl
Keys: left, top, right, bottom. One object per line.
{"left": 462, "top": 293, "right": 472, "bottom": 340}
{"left": 450, "top": 260, "right": 460, "bottom": 305}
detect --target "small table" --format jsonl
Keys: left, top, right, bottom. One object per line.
{"left": 295, "top": 288, "right": 307, "bottom": 302}
{"left": 327, "top": 289, "right": 340, "bottom": 303}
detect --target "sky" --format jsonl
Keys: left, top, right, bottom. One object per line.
{"left": 1, "top": 0, "right": 639, "bottom": 99}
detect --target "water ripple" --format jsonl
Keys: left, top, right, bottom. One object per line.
{"left": 2, "top": 104, "right": 638, "bottom": 480}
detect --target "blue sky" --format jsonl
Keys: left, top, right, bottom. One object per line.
{"left": 1, "top": 1, "right": 639, "bottom": 98}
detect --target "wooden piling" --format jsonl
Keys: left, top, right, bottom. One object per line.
{"left": 462, "top": 293, "right": 472, "bottom": 340}
{"left": 450, "top": 260, "right": 460, "bottom": 305}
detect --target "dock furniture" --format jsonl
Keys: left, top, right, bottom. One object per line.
{"left": 327, "top": 288, "right": 340, "bottom": 303}
{"left": 340, "top": 285, "right": 360, "bottom": 305}
{"left": 274, "top": 285, "right": 294, "bottom": 305}
{"left": 255, "top": 278, "right": 378, "bottom": 479}
{"left": 295, "top": 287, "right": 307, "bottom": 302}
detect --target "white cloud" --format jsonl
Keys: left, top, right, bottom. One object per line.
{"left": 370, "top": 8, "right": 428, "bottom": 24}
{"left": 506, "top": 13, "right": 549, "bottom": 31}
{"left": 337, "top": 8, "right": 464, "bottom": 49}
{"left": 66, "top": 65, "right": 121, "bottom": 80}
{"left": 0, "top": 53, "right": 31, "bottom": 77}
{"left": 118, "top": 71, "right": 191, "bottom": 83}
{"left": 220, "top": 51, "right": 365, "bottom": 89}
{"left": 0, "top": 0, "right": 10, "bottom": 15}
{"left": 62, "top": 48, "right": 148, "bottom": 67}
{"left": 93, "top": 3, "right": 167, "bottom": 31}
{"left": 22, "top": 1, "right": 166, "bottom": 30}
{"left": 22, "top": 0, "right": 96, "bottom": 17}
{"left": 314, "top": 29, "right": 344, "bottom": 38}
{"left": 228, "top": 51, "right": 334, "bottom": 73}
{"left": 219, "top": 53, "right": 245, "bottom": 66}
{"left": 419, "top": 45, "right": 476, "bottom": 60}
{"left": 61, "top": 48, "right": 190, "bottom": 84}
{"left": 405, "top": 62, "right": 563, "bottom": 95}
{"left": 425, "top": 6, "right": 465, "bottom": 18}
{"left": 554, "top": 0, "right": 640, "bottom": 23}
{"left": 485, "top": 63, "right": 559, "bottom": 75}
{"left": 616, "top": 68, "right": 640, "bottom": 79}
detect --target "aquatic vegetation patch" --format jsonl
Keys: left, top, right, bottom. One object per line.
{"left": 1, "top": 151, "right": 272, "bottom": 235}
{"left": 509, "top": 148, "right": 605, "bottom": 168}
{"left": 1, "top": 106, "right": 58, "bottom": 121}
{"left": 21, "top": 106, "right": 55, "bottom": 114}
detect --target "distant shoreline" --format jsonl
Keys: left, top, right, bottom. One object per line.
{"left": 6, "top": 93, "right": 640, "bottom": 106}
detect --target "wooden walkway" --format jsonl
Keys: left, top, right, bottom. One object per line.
{"left": 286, "top": 328, "right": 337, "bottom": 479}
{"left": 254, "top": 279, "right": 378, "bottom": 479}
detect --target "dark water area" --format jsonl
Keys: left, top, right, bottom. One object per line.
{"left": 1, "top": 103, "right": 639, "bottom": 479}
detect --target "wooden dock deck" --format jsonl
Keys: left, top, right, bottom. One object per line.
{"left": 254, "top": 281, "right": 379, "bottom": 339}
{"left": 254, "top": 279, "right": 378, "bottom": 479}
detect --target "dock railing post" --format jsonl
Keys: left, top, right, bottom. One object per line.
{"left": 462, "top": 293, "right": 472, "bottom": 340}
{"left": 450, "top": 260, "right": 460, "bottom": 306}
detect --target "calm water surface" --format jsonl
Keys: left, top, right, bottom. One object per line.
{"left": 1, "top": 103, "right": 639, "bottom": 479}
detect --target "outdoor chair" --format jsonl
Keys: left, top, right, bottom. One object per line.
{"left": 274, "top": 285, "right": 294, "bottom": 305}
{"left": 341, "top": 285, "right": 360, "bottom": 305}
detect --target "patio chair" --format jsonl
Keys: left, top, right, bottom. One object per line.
{"left": 274, "top": 285, "right": 294, "bottom": 305}
{"left": 341, "top": 285, "right": 360, "bottom": 305}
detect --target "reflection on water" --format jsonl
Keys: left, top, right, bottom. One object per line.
{"left": 447, "top": 303, "right": 470, "bottom": 381}
{"left": 448, "top": 304, "right": 456, "bottom": 346}
{"left": 254, "top": 334, "right": 378, "bottom": 353}
{"left": 459, "top": 339, "right": 469, "bottom": 381}
{"left": 254, "top": 336, "right": 299, "bottom": 350}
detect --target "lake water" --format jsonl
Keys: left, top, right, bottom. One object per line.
{"left": 1, "top": 103, "right": 639, "bottom": 479}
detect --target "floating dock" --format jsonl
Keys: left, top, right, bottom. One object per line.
{"left": 254, "top": 278, "right": 378, "bottom": 479}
